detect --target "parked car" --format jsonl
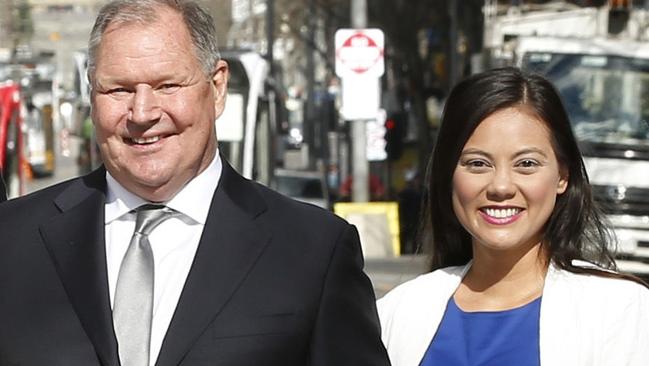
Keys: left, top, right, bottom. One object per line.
{"left": 271, "top": 168, "right": 330, "bottom": 210}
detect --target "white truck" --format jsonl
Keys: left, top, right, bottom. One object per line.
{"left": 483, "top": 1, "right": 649, "bottom": 276}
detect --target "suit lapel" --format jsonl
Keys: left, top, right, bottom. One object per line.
{"left": 40, "top": 168, "right": 120, "bottom": 366}
{"left": 156, "top": 161, "right": 271, "bottom": 366}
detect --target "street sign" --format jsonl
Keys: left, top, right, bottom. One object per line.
{"left": 340, "top": 75, "right": 380, "bottom": 120}
{"left": 336, "top": 28, "right": 384, "bottom": 120}
{"left": 366, "top": 109, "right": 387, "bottom": 161}
{"left": 335, "top": 29, "right": 385, "bottom": 78}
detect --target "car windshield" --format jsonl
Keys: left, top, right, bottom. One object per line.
{"left": 522, "top": 52, "right": 649, "bottom": 146}
{"left": 275, "top": 175, "right": 324, "bottom": 199}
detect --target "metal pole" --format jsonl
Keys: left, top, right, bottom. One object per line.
{"left": 449, "top": 0, "right": 459, "bottom": 89}
{"left": 351, "top": 0, "right": 369, "bottom": 202}
{"left": 266, "top": 0, "right": 274, "bottom": 76}
{"left": 265, "top": 0, "right": 277, "bottom": 186}
{"left": 305, "top": 0, "right": 316, "bottom": 169}
{"left": 352, "top": 0, "right": 368, "bottom": 28}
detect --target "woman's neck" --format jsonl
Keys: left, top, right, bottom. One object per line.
{"left": 454, "top": 243, "right": 549, "bottom": 312}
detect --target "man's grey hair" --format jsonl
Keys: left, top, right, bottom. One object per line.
{"left": 87, "top": 0, "right": 220, "bottom": 83}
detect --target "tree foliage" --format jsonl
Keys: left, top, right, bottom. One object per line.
{"left": 268, "top": 0, "right": 485, "bottom": 170}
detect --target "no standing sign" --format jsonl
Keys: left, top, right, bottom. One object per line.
{"left": 335, "top": 29, "right": 384, "bottom": 78}
{"left": 335, "top": 28, "right": 385, "bottom": 120}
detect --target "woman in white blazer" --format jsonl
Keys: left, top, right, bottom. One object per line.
{"left": 378, "top": 67, "right": 649, "bottom": 366}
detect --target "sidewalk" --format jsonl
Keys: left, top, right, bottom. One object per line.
{"left": 365, "top": 254, "right": 429, "bottom": 299}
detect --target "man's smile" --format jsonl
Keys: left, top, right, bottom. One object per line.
{"left": 126, "top": 135, "right": 164, "bottom": 145}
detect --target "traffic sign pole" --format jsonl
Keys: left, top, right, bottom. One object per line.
{"left": 337, "top": 1, "right": 384, "bottom": 202}
{"left": 351, "top": 0, "right": 368, "bottom": 202}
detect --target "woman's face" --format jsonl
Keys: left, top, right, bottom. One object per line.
{"left": 451, "top": 107, "right": 568, "bottom": 256}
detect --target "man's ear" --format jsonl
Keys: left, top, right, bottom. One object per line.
{"left": 212, "top": 59, "right": 229, "bottom": 117}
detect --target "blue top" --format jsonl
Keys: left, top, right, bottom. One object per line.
{"left": 420, "top": 296, "right": 542, "bottom": 366}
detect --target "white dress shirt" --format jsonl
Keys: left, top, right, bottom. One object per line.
{"left": 105, "top": 153, "right": 222, "bottom": 366}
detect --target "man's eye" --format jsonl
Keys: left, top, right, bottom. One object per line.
{"left": 107, "top": 88, "right": 131, "bottom": 95}
{"left": 157, "top": 84, "right": 181, "bottom": 93}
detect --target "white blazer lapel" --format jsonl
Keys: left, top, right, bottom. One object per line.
{"left": 539, "top": 263, "right": 581, "bottom": 365}
{"left": 379, "top": 264, "right": 470, "bottom": 366}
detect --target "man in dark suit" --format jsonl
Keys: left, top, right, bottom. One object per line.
{"left": 0, "top": 1, "right": 390, "bottom": 365}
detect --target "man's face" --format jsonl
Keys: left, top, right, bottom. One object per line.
{"left": 91, "top": 7, "right": 228, "bottom": 202}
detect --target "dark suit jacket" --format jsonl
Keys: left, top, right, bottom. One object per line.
{"left": 0, "top": 160, "right": 390, "bottom": 366}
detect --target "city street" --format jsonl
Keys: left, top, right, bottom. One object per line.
{"left": 25, "top": 133, "right": 81, "bottom": 193}
{"left": 366, "top": 254, "right": 428, "bottom": 299}
{"left": 3, "top": 1, "right": 649, "bottom": 363}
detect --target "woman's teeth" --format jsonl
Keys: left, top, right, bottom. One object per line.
{"left": 484, "top": 208, "right": 521, "bottom": 218}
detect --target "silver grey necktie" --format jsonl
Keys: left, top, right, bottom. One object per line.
{"left": 113, "top": 204, "right": 179, "bottom": 366}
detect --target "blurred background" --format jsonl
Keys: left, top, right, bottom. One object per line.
{"left": 1, "top": 0, "right": 648, "bottom": 294}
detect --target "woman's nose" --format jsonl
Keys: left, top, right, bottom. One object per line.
{"left": 486, "top": 168, "right": 516, "bottom": 200}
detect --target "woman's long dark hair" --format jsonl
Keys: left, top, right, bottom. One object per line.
{"left": 422, "top": 67, "right": 622, "bottom": 278}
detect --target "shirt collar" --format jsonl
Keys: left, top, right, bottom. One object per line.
{"left": 105, "top": 151, "right": 222, "bottom": 225}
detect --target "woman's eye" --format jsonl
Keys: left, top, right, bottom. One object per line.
{"left": 468, "top": 160, "right": 488, "bottom": 167}
{"left": 518, "top": 159, "right": 539, "bottom": 168}
{"left": 461, "top": 159, "right": 490, "bottom": 171}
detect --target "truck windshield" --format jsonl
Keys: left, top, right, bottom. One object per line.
{"left": 522, "top": 52, "right": 649, "bottom": 147}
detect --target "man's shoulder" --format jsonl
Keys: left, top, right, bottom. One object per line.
{"left": 0, "top": 175, "right": 88, "bottom": 222}
{"left": 249, "top": 178, "right": 345, "bottom": 226}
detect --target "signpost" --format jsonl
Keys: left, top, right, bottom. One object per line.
{"left": 335, "top": 26, "right": 384, "bottom": 202}
{"left": 335, "top": 0, "right": 399, "bottom": 257}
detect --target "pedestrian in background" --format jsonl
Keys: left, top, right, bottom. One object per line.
{"left": 378, "top": 67, "right": 649, "bottom": 366}
{"left": 0, "top": 1, "right": 389, "bottom": 365}
{"left": 397, "top": 169, "right": 423, "bottom": 254}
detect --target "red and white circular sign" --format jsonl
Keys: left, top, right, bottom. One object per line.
{"left": 335, "top": 29, "right": 384, "bottom": 78}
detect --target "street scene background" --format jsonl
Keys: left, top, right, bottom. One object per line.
{"left": 2, "top": 0, "right": 649, "bottom": 294}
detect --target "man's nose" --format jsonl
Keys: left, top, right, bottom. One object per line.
{"left": 486, "top": 168, "right": 516, "bottom": 200}
{"left": 129, "top": 85, "right": 161, "bottom": 124}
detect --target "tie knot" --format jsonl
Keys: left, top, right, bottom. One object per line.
{"left": 134, "top": 204, "right": 178, "bottom": 236}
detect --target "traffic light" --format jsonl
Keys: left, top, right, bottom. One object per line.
{"left": 385, "top": 112, "right": 406, "bottom": 160}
